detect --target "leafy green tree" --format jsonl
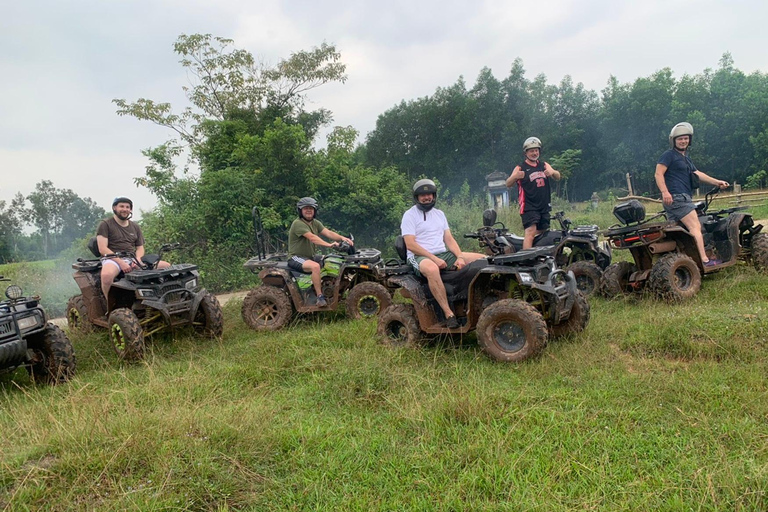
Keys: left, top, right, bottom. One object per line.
{"left": 24, "top": 181, "right": 106, "bottom": 258}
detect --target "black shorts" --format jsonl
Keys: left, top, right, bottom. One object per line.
{"left": 287, "top": 255, "right": 323, "bottom": 272}
{"left": 521, "top": 210, "right": 551, "bottom": 231}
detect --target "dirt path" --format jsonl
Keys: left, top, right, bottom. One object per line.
{"left": 50, "top": 290, "right": 249, "bottom": 328}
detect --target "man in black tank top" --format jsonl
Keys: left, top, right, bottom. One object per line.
{"left": 505, "top": 136, "right": 561, "bottom": 249}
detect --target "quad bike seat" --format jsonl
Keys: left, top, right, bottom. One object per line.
{"left": 394, "top": 236, "right": 489, "bottom": 297}
{"left": 491, "top": 246, "right": 554, "bottom": 265}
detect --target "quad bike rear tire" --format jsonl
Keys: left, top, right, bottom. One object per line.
{"left": 649, "top": 252, "right": 701, "bottom": 302}
{"left": 377, "top": 304, "right": 423, "bottom": 347}
{"left": 193, "top": 292, "right": 224, "bottom": 338}
{"left": 241, "top": 285, "right": 294, "bottom": 331}
{"left": 27, "top": 324, "right": 76, "bottom": 385}
{"left": 108, "top": 308, "right": 145, "bottom": 362}
{"left": 601, "top": 262, "right": 638, "bottom": 298}
{"left": 346, "top": 282, "right": 392, "bottom": 319}
{"left": 476, "top": 299, "right": 547, "bottom": 363}
{"left": 751, "top": 232, "right": 768, "bottom": 272}
{"left": 66, "top": 295, "right": 92, "bottom": 333}
{"left": 567, "top": 261, "right": 603, "bottom": 297}
{"left": 549, "top": 291, "right": 590, "bottom": 338}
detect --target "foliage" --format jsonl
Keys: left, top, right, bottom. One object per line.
{"left": 744, "top": 170, "right": 767, "bottom": 190}
{"left": 0, "top": 182, "right": 105, "bottom": 263}
{"left": 364, "top": 53, "right": 768, "bottom": 201}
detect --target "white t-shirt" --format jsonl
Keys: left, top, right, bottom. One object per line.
{"left": 400, "top": 205, "right": 449, "bottom": 259}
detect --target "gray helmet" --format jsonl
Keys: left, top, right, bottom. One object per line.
{"left": 412, "top": 179, "right": 437, "bottom": 212}
{"left": 297, "top": 197, "right": 319, "bottom": 219}
{"left": 112, "top": 196, "right": 133, "bottom": 209}
{"left": 523, "top": 136, "right": 542, "bottom": 152}
{"left": 669, "top": 122, "right": 694, "bottom": 147}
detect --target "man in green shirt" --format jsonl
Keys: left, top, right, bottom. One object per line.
{"left": 288, "top": 197, "right": 353, "bottom": 307}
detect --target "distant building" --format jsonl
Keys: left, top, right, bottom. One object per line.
{"left": 486, "top": 171, "right": 510, "bottom": 209}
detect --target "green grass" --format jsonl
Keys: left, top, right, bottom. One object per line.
{"left": 2, "top": 262, "right": 767, "bottom": 510}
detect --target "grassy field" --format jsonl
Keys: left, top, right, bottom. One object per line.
{"left": 1, "top": 261, "right": 767, "bottom": 510}
{"left": 1, "top": 198, "right": 767, "bottom": 510}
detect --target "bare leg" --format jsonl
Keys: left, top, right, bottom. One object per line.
{"left": 523, "top": 225, "right": 540, "bottom": 250}
{"left": 420, "top": 259, "right": 454, "bottom": 319}
{"left": 679, "top": 210, "right": 709, "bottom": 262}
{"left": 459, "top": 252, "right": 486, "bottom": 263}
{"left": 100, "top": 263, "right": 121, "bottom": 299}
{"left": 302, "top": 259, "right": 323, "bottom": 296}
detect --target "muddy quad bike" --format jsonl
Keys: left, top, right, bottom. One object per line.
{"left": 376, "top": 233, "right": 589, "bottom": 363}
{"left": 601, "top": 187, "right": 767, "bottom": 302}
{"left": 67, "top": 238, "right": 223, "bottom": 361}
{"left": 472, "top": 209, "right": 611, "bottom": 297}
{"left": 0, "top": 276, "right": 75, "bottom": 384}
{"left": 241, "top": 207, "right": 393, "bottom": 331}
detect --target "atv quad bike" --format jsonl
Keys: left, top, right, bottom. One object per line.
{"left": 241, "top": 207, "right": 393, "bottom": 331}
{"left": 376, "top": 232, "right": 589, "bottom": 363}
{"left": 601, "top": 187, "right": 767, "bottom": 302}
{"left": 0, "top": 276, "right": 76, "bottom": 384}
{"left": 472, "top": 209, "right": 611, "bottom": 297}
{"left": 67, "top": 238, "right": 223, "bottom": 361}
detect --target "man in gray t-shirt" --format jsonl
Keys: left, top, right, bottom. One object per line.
{"left": 96, "top": 197, "right": 170, "bottom": 298}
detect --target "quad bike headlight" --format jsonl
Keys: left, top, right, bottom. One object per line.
{"left": 517, "top": 272, "right": 534, "bottom": 284}
{"left": 17, "top": 314, "right": 40, "bottom": 331}
{"left": 136, "top": 288, "right": 157, "bottom": 298}
{"left": 185, "top": 278, "right": 198, "bottom": 290}
{"left": 5, "top": 285, "right": 22, "bottom": 300}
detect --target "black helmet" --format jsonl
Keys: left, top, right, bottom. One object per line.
{"left": 112, "top": 196, "right": 133, "bottom": 209}
{"left": 412, "top": 179, "right": 437, "bottom": 212}
{"left": 297, "top": 197, "right": 319, "bottom": 220}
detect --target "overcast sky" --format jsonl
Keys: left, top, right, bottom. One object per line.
{"left": 2, "top": 0, "right": 767, "bottom": 218}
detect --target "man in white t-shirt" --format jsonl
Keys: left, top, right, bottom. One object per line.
{"left": 401, "top": 179, "right": 485, "bottom": 328}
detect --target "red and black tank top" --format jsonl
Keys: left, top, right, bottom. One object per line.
{"left": 516, "top": 160, "right": 551, "bottom": 214}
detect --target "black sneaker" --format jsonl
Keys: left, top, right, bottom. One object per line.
{"left": 445, "top": 315, "right": 459, "bottom": 329}
{"left": 316, "top": 294, "right": 328, "bottom": 307}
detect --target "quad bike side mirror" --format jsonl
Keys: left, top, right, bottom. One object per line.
{"left": 482, "top": 209, "right": 497, "bottom": 227}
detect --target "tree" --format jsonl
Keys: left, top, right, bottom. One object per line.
{"left": 24, "top": 181, "right": 106, "bottom": 258}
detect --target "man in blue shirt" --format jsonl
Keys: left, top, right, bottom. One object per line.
{"left": 654, "top": 122, "right": 729, "bottom": 266}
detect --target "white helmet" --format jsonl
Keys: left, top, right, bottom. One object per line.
{"left": 523, "top": 137, "right": 542, "bottom": 152}
{"left": 669, "top": 122, "right": 694, "bottom": 147}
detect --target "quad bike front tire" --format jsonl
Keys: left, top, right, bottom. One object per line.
{"left": 649, "top": 252, "right": 701, "bottom": 302}
{"left": 476, "top": 299, "right": 547, "bottom": 363}
{"left": 108, "top": 308, "right": 145, "bottom": 362}
{"left": 601, "top": 261, "right": 639, "bottom": 298}
{"left": 66, "top": 295, "right": 92, "bottom": 333}
{"left": 567, "top": 261, "right": 603, "bottom": 297}
{"left": 549, "top": 291, "right": 590, "bottom": 338}
{"left": 377, "top": 304, "right": 423, "bottom": 347}
{"left": 27, "top": 324, "right": 76, "bottom": 385}
{"left": 241, "top": 286, "right": 294, "bottom": 331}
{"left": 346, "top": 282, "right": 392, "bottom": 319}
{"left": 751, "top": 232, "right": 768, "bottom": 272}
{"left": 193, "top": 291, "right": 224, "bottom": 338}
